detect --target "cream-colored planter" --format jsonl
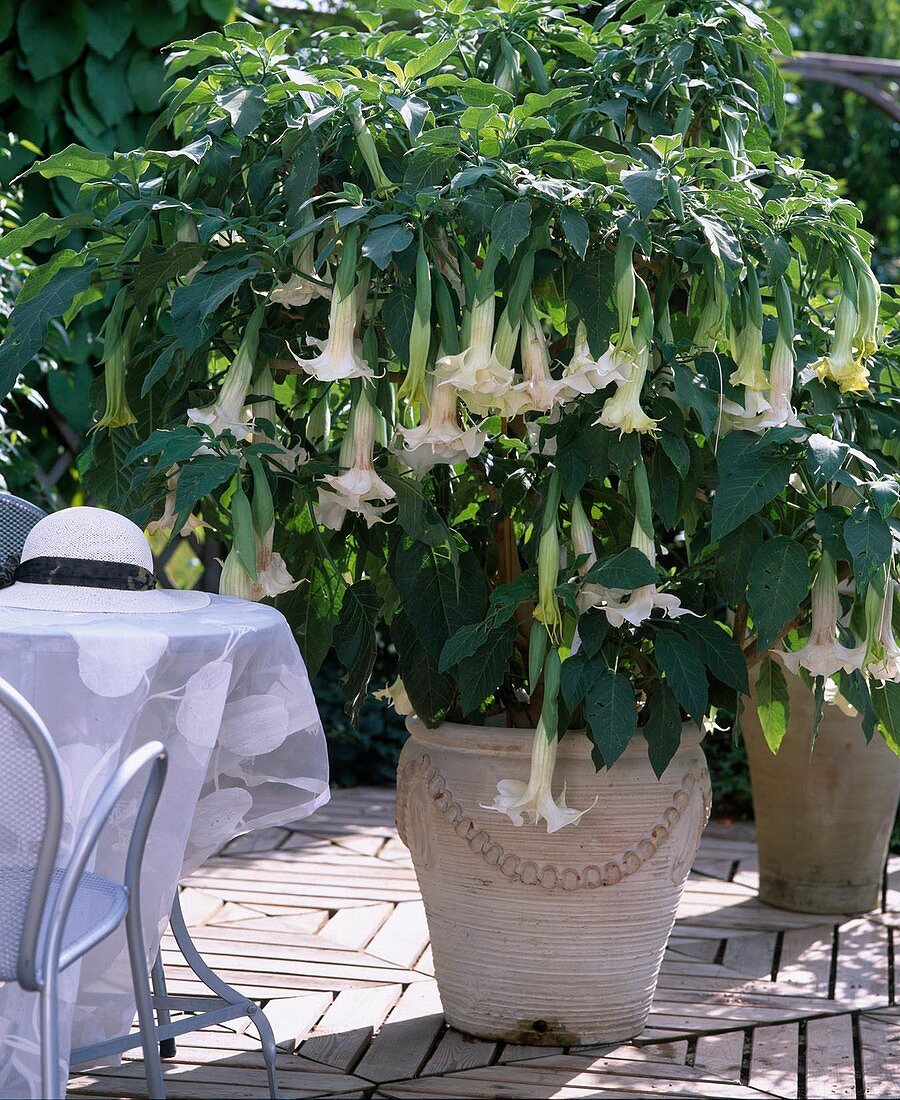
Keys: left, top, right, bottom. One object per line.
{"left": 743, "top": 672, "right": 900, "bottom": 914}
{"left": 396, "top": 719, "right": 710, "bottom": 1045}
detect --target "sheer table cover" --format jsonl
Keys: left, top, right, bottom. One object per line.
{"left": 0, "top": 596, "right": 330, "bottom": 1097}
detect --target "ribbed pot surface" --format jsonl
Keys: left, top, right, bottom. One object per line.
{"left": 396, "top": 720, "right": 710, "bottom": 1045}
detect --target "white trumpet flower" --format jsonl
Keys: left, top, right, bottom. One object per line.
{"left": 395, "top": 375, "right": 486, "bottom": 475}
{"left": 561, "top": 322, "right": 625, "bottom": 396}
{"left": 147, "top": 468, "right": 205, "bottom": 539}
{"left": 512, "top": 302, "right": 574, "bottom": 412}
{"left": 597, "top": 341, "right": 659, "bottom": 436}
{"left": 315, "top": 388, "right": 395, "bottom": 529}
{"left": 746, "top": 331, "right": 801, "bottom": 432}
{"left": 570, "top": 494, "right": 604, "bottom": 614}
{"left": 436, "top": 292, "right": 516, "bottom": 414}
{"left": 253, "top": 524, "right": 301, "bottom": 599}
{"left": 294, "top": 282, "right": 372, "bottom": 381}
{"left": 483, "top": 718, "right": 594, "bottom": 833}
{"left": 271, "top": 235, "right": 331, "bottom": 309}
{"left": 373, "top": 676, "right": 415, "bottom": 716}
{"left": 189, "top": 308, "right": 264, "bottom": 440}
{"left": 782, "top": 552, "right": 866, "bottom": 678}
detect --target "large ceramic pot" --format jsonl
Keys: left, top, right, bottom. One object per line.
{"left": 396, "top": 719, "right": 710, "bottom": 1045}
{"left": 743, "top": 671, "right": 900, "bottom": 914}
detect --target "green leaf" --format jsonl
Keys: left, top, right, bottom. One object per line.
{"left": 393, "top": 609, "right": 454, "bottom": 723}
{"left": 86, "top": 0, "right": 133, "bottom": 59}
{"left": 584, "top": 547, "right": 657, "bottom": 590}
{"left": 277, "top": 556, "right": 341, "bottom": 677}
{"left": 170, "top": 259, "right": 260, "bottom": 354}
{"left": 174, "top": 453, "right": 240, "bottom": 514}
{"left": 806, "top": 433, "right": 847, "bottom": 486}
{"left": 674, "top": 617, "right": 748, "bottom": 693}
{"left": 404, "top": 38, "right": 458, "bottom": 80}
{"left": 383, "top": 282, "right": 417, "bottom": 365}
{"left": 755, "top": 656, "right": 790, "bottom": 752}
{"left": 577, "top": 611, "right": 609, "bottom": 658}
{"left": 219, "top": 85, "right": 268, "bottom": 139}
{"left": 814, "top": 508, "right": 850, "bottom": 563}
{"left": 711, "top": 452, "right": 792, "bottom": 541}
{"left": 655, "top": 630, "right": 708, "bottom": 725}
{"left": 85, "top": 50, "right": 133, "bottom": 127}
{"left": 559, "top": 208, "right": 589, "bottom": 259}
{"left": 334, "top": 579, "right": 380, "bottom": 718}
{"left": 586, "top": 670, "right": 638, "bottom": 768}
{"left": 622, "top": 168, "right": 663, "bottom": 217}
{"left": 18, "top": 0, "right": 88, "bottom": 80}
{"left": 0, "top": 260, "right": 96, "bottom": 401}
{"left": 568, "top": 249, "right": 616, "bottom": 357}
{"left": 456, "top": 620, "right": 517, "bottom": 715}
{"left": 127, "top": 53, "right": 165, "bottom": 114}
{"left": 644, "top": 684, "right": 683, "bottom": 778}
{"left": 362, "top": 224, "right": 413, "bottom": 271}
{"left": 560, "top": 650, "right": 592, "bottom": 710}
{"left": 491, "top": 200, "right": 531, "bottom": 260}
{"left": 0, "top": 212, "right": 94, "bottom": 259}
{"left": 747, "top": 536, "right": 811, "bottom": 653}
{"left": 872, "top": 681, "right": 900, "bottom": 754}
{"left": 133, "top": 243, "right": 205, "bottom": 315}
{"left": 844, "top": 504, "right": 892, "bottom": 588}
{"left": 23, "top": 143, "right": 111, "bottom": 183}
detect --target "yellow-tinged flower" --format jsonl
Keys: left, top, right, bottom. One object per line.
{"left": 92, "top": 293, "right": 140, "bottom": 432}
{"left": 854, "top": 260, "right": 881, "bottom": 361}
{"left": 813, "top": 285, "right": 870, "bottom": 394}
{"left": 373, "top": 676, "right": 415, "bottom": 716}
{"left": 533, "top": 518, "right": 564, "bottom": 642}
{"left": 692, "top": 271, "right": 727, "bottom": 353}
{"left": 782, "top": 552, "right": 866, "bottom": 678}
{"left": 746, "top": 330, "right": 801, "bottom": 433}
{"left": 315, "top": 386, "right": 395, "bottom": 529}
{"left": 597, "top": 341, "right": 659, "bottom": 436}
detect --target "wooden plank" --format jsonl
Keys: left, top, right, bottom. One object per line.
{"left": 693, "top": 1031, "right": 745, "bottom": 1082}
{"left": 722, "top": 932, "right": 777, "bottom": 980}
{"left": 805, "top": 1014, "right": 856, "bottom": 1099}
{"left": 300, "top": 984, "right": 404, "bottom": 1071}
{"left": 421, "top": 1029, "right": 498, "bottom": 1075}
{"left": 860, "top": 1011, "right": 900, "bottom": 1098}
{"left": 249, "top": 992, "right": 332, "bottom": 1051}
{"left": 353, "top": 981, "right": 445, "bottom": 1083}
{"left": 321, "top": 904, "right": 394, "bottom": 950}
{"left": 365, "top": 901, "right": 430, "bottom": 968}
{"left": 777, "top": 926, "right": 835, "bottom": 995}
{"left": 749, "top": 1022, "right": 798, "bottom": 1099}
{"left": 834, "top": 919, "right": 890, "bottom": 1008}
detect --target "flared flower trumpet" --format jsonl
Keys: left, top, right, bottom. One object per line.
{"left": 512, "top": 299, "right": 576, "bottom": 412}
{"left": 812, "top": 278, "right": 870, "bottom": 394}
{"left": 436, "top": 290, "right": 516, "bottom": 414}
{"left": 782, "top": 551, "right": 866, "bottom": 678}
{"left": 271, "top": 231, "right": 331, "bottom": 309}
{"left": 395, "top": 374, "right": 486, "bottom": 475}
{"left": 747, "top": 330, "right": 801, "bottom": 432}
{"left": 315, "top": 386, "right": 396, "bottom": 529}
{"left": 189, "top": 306, "right": 265, "bottom": 440}
{"left": 561, "top": 322, "right": 625, "bottom": 396}
{"left": 865, "top": 575, "right": 900, "bottom": 683}
{"left": 373, "top": 676, "right": 415, "bottom": 716}
{"left": 597, "top": 274, "right": 659, "bottom": 436}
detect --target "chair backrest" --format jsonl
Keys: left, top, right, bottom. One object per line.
{"left": 0, "top": 678, "right": 63, "bottom": 989}
{"left": 0, "top": 492, "right": 47, "bottom": 561}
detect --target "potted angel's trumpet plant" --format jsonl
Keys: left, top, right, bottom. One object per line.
{"left": 188, "top": 305, "right": 265, "bottom": 440}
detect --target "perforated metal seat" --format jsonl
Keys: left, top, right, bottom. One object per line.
{"left": 0, "top": 492, "right": 46, "bottom": 560}
{"left": 0, "top": 868, "right": 127, "bottom": 983}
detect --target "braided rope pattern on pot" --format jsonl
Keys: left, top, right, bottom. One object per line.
{"left": 398, "top": 752, "right": 710, "bottom": 891}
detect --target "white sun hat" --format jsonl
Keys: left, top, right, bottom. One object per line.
{"left": 0, "top": 506, "right": 210, "bottom": 614}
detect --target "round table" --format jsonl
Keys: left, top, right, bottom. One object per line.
{"left": 0, "top": 595, "right": 330, "bottom": 1098}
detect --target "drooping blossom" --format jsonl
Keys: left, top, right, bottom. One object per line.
{"left": 147, "top": 468, "right": 205, "bottom": 538}
{"left": 397, "top": 237, "right": 432, "bottom": 408}
{"left": 746, "top": 330, "right": 802, "bottom": 432}
{"left": 561, "top": 322, "right": 625, "bottom": 396}
{"left": 189, "top": 307, "right": 264, "bottom": 440}
{"left": 512, "top": 299, "right": 575, "bottom": 412}
{"left": 253, "top": 523, "right": 301, "bottom": 599}
{"left": 781, "top": 551, "right": 866, "bottom": 678}
{"left": 373, "top": 676, "right": 415, "bottom": 716}
{"left": 812, "top": 281, "right": 869, "bottom": 394}
{"left": 483, "top": 714, "right": 594, "bottom": 833}
{"left": 252, "top": 365, "right": 308, "bottom": 471}
{"left": 437, "top": 290, "right": 517, "bottom": 414}
{"left": 570, "top": 493, "right": 603, "bottom": 614}
{"left": 597, "top": 271, "right": 659, "bottom": 436}
{"left": 271, "top": 231, "right": 331, "bottom": 309}
{"left": 92, "top": 291, "right": 140, "bottom": 432}
{"left": 315, "top": 386, "right": 395, "bottom": 529}
{"left": 395, "top": 373, "right": 486, "bottom": 475}
{"left": 854, "top": 260, "right": 881, "bottom": 361}
{"left": 533, "top": 498, "right": 564, "bottom": 643}
{"left": 692, "top": 271, "right": 727, "bottom": 353}
{"left": 865, "top": 574, "right": 900, "bottom": 683}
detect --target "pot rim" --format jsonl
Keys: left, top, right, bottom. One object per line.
{"left": 405, "top": 716, "right": 704, "bottom": 758}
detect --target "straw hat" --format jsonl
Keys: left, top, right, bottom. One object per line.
{"left": 0, "top": 507, "right": 210, "bottom": 614}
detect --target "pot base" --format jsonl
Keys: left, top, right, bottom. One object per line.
{"left": 759, "top": 875, "right": 881, "bottom": 915}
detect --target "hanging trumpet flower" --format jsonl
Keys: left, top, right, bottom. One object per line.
{"left": 853, "top": 254, "right": 881, "bottom": 361}
{"left": 292, "top": 227, "right": 373, "bottom": 381}
{"left": 348, "top": 99, "right": 394, "bottom": 194}
{"left": 562, "top": 321, "right": 625, "bottom": 396}
{"left": 251, "top": 364, "right": 308, "bottom": 471}
{"left": 91, "top": 289, "right": 140, "bottom": 432}
{"left": 218, "top": 480, "right": 259, "bottom": 600}
{"left": 484, "top": 645, "right": 595, "bottom": 833}
{"left": 600, "top": 460, "right": 694, "bottom": 627}
{"left": 597, "top": 274, "right": 659, "bottom": 436}
{"left": 189, "top": 305, "right": 265, "bottom": 440}
{"left": 570, "top": 493, "right": 605, "bottom": 614}
{"left": 782, "top": 550, "right": 866, "bottom": 677}
{"left": 864, "top": 568, "right": 900, "bottom": 683}
{"left": 315, "top": 383, "right": 396, "bottom": 529}
{"left": 373, "top": 676, "right": 415, "bottom": 716}
{"left": 248, "top": 456, "right": 300, "bottom": 599}
{"left": 397, "top": 234, "right": 432, "bottom": 410}
{"left": 147, "top": 467, "right": 205, "bottom": 539}
{"left": 395, "top": 370, "right": 486, "bottom": 474}
{"left": 271, "top": 213, "right": 331, "bottom": 308}
{"left": 692, "top": 267, "right": 728, "bottom": 353}
{"left": 513, "top": 296, "right": 576, "bottom": 412}
{"left": 533, "top": 474, "right": 565, "bottom": 643}
{"left": 812, "top": 265, "right": 869, "bottom": 393}
{"left": 729, "top": 267, "right": 771, "bottom": 417}
{"left": 747, "top": 278, "right": 801, "bottom": 432}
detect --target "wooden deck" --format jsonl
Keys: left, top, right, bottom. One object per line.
{"left": 69, "top": 787, "right": 900, "bottom": 1099}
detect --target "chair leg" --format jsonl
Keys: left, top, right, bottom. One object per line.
{"left": 247, "top": 1002, "right": 281, "bottom": 1100}
{"left": 151, "top": 953, "right": 177, "bottom": 1059}
{"left": 39, "top": 977, "right": 61, "bottom": 1100}
{"left": 126, "top": 898, "right": 167, "bottom": 1099}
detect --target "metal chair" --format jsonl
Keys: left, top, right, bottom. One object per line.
{"left": 0, "top": 491, "right": 46, "bottom": 560}
{"left": 0, "top": 677, "right": 168, "bottom": 1099}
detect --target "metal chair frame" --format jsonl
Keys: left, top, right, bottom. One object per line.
{"left": 0, "top": 492, "right": 46, "bottom": 561}
{"left": 0, "top": 678, "right": 168, "bottom": 1100}
{"left": 1, "top": 496, "right": 280, "bottom": 1097}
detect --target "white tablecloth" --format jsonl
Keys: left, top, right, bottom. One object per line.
{"left": 0, "top": 596, "right": 330, "bottom": 1097}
